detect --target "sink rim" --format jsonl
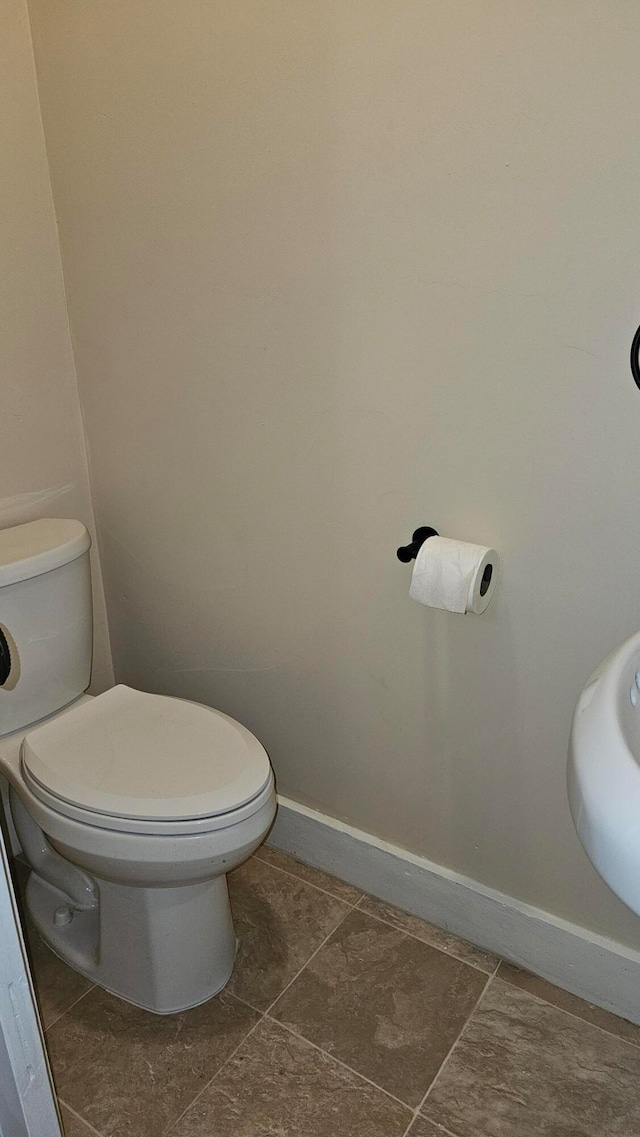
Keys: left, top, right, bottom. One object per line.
{"left": 568, "top": 629, "right": 640, "bottom": 917}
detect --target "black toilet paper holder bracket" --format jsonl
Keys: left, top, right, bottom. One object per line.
{"left": 397, "top": 527, "right": 439, "bottom": 563}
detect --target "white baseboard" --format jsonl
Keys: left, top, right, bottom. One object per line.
{"left": 268, "top": 795, "right": 640, "bottom": 1025}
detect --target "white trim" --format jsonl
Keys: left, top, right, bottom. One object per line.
{"left": 0, "top": 828, "right": 62, "bottom": 1136}
{"left": 268, "top": 796, "right": 640, "bottom": 1025}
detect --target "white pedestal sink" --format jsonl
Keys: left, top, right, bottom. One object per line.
{"left": 569, "top": 630, "right": 640, "bottom": 916}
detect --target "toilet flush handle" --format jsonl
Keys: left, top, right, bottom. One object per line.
{"left": 0, "top": 628, "right": 11, "bottom": 685}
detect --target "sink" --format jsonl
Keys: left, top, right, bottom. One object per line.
{"left": 569, "top": 630, "right": 640, "bottom": 915}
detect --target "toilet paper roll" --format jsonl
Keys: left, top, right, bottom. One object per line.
{"left": 409, "top": 536, "right": 499, "bottom": 615}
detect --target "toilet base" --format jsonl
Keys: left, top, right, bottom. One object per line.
{"left": 26, "top": 870, "right": 237, "bottom": 1014}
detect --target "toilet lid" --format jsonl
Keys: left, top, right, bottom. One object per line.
{"left": 21, "top": 685, "right": 272, "bottom": 822}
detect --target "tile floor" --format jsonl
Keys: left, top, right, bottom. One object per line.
{"left": 15, "top": 847, "right": 640, "bottom": 1136}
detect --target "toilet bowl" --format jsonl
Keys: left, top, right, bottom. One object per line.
{"left": 0, "top": 520, "right": 277, "bottom": 1013}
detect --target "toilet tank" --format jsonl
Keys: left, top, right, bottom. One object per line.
{"left": 0, "top": 519, "right": 93, "bottom": 738}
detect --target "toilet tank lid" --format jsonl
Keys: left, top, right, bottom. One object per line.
{"left": 0, "top": 519, "right": 90, "bottom": 586}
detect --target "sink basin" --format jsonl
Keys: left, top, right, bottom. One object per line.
{"left": 569, "top": 630, "right": 640, "bottom": 915}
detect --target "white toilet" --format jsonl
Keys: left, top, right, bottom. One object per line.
{"left": 0, "top": 518, "right": 276, "bottom": 1014}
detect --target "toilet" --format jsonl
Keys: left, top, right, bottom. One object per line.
{"left": 0, "top": 518, "right": 276, "bottom": 1014}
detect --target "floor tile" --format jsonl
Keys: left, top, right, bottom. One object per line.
{"left": 60, "top": 1102, "right": 101, "bottom": 1136}
{"left": 497, "top": 961, "right": 640, "bottom": 1047}
{"left": 271, "top": 907, "right": 487, "bottom": 1107}
{"left": 227, "top": 856, "right": 351, "bottom": 1011}
{"left": 46, "top": 984, "right": 259, "bottom": 1137}
{"left": 254, "top": 845, "right": 363, "bottom": 904}
{"left": 25, "top": 922, "right": 93, "bottom": 1029}
{"left": 359, "top": 895, "right": 499, "bottom": 974}
{"left": 169, "top": 1016, "right": 411, "bottom": 1137}
{"left": 424, "top": 977, "right": 640, "bottom": 1136}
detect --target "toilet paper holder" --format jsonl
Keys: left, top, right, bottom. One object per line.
{"left": 397, "top": 527, "right": 439, "bottom": 563}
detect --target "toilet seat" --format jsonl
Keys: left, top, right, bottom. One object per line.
{"left": 21, "top": 684, "right": 272, "bottom": 834}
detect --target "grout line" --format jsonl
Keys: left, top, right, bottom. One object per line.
{"left": 354, "top": 896, "right": 499, "bottom": 976}
{"left": 242, "top": 858, "right": 500, "bottom": 1130}
{"left": 58, "top": 1098, "right": 106, "bottom": 1137}
{"left": 265, "top": 1013, "right": 414, "bottom": 1114}
{"left": 399, "top": 973, "right": 494, "bottom": 1137}
{"left": 252, "top": 851, "right": 365, "bottom": 906}
{"left": 409, "top": 1121, "right": 463, "bottom": 1137}
{"left": 166, "top": 901, "right": 359, "bottom": 1135}
{"left": 418, "top": 973, "right": 494, "bottom": 1114}
{"left": 44, "top": 984, "right": 96, "bottom": 1033}
{"left": 256, "top": 852, "right": 498, "bottom": 984}
{"left": 493, "top": 967, "right": 640, "bottom": 1050}
{"left": 263, "top": 897, "right": 360, "bottom": 1017}
{"left": 401, "top": 1116, "right": 462, "bottom": 1137}
{"left": 164, "top": 1011, "right": 266, "bottom": 1135}
{"left": 226, "top": 990, "right": 265, "bottom": 1017}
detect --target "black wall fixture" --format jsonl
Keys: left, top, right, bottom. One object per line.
{"left": 0, "top": 628, "right": 11, "bottom": 686}
{"left": 396, "top": 527, "right": 439, "bottom": 563}
{"left": 631, "top": 324, "right": 640, "bottom": 391}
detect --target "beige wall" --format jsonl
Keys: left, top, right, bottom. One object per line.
{"left": 1, "top": 0, "right": 112, "bottom": 693}
{"left": 27, "top": 0, "right": 640, "bottom": 945}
